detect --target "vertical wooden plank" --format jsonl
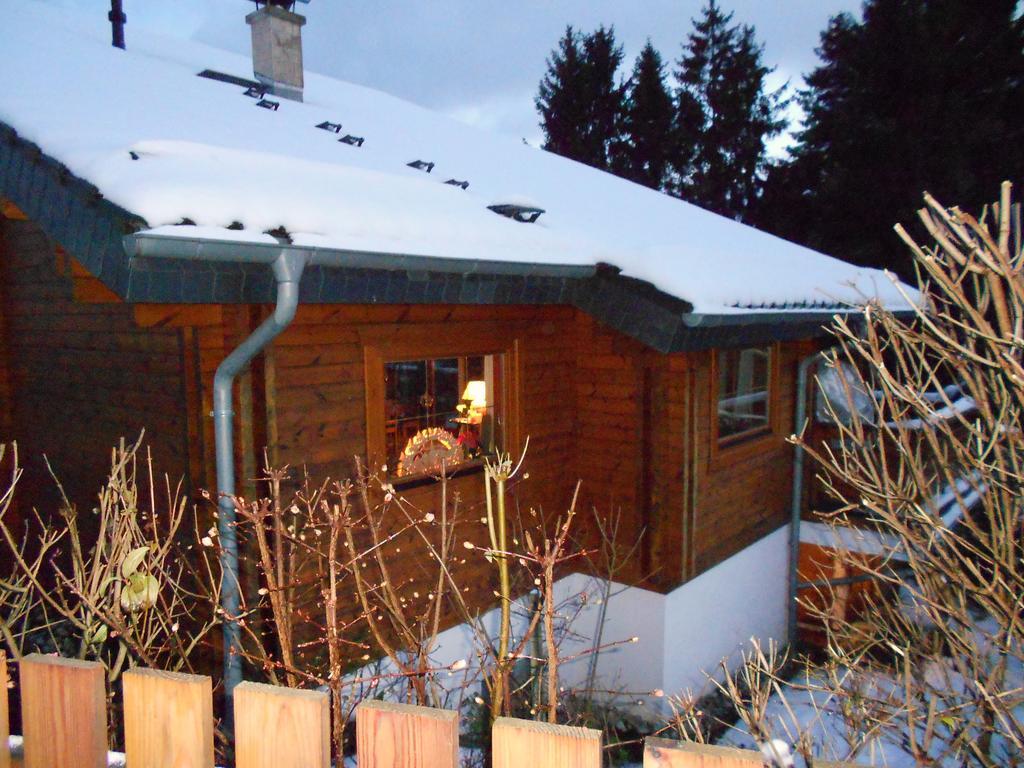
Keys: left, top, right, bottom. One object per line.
{"left": 362, "top": 343, "right": 386, "bottom": 467}
{"left": 356, "top": 700, "right": 458, "bottom": 768}
{"left": 492, "top": 717, "right": 600, "bottom": 768}
{"left": 234, "top": 682, "right": 329, "bottom": 768}
{"left": 231, "top": 306, "right": 260, "bottom": 502}
{"left": 645, "top": 738, "right": 857, "bottom": 768}
{"left": 644, "top": 737, "right": 764, "bottom": 768}
{"left": 196, "top": 323, "right": 225, "bottom": 500}
{"left": 263, "top": 342, "right": 280, "bottom": 468}
{"left": 180, "top": 326, "right": 206, "bottom": 491}
{"left": 0, "top": 652, "right": 9, "bottom": 768}
{"left": 20, "top": 654, "right": 106, "bottom": 768}
{"left": 0, "top": 239, "right": 11, "bottom": 439}
{"left": 682, "top": 362, "right": 698, "bottom": 581}
{"left": 637, "top": 358, "right": 654, "bottom": 578}
{"left": 123, "top": 668, "right": 213, "bottom": 768}
{"left": 238, "top": 364, "right": 257, "bottom": 500}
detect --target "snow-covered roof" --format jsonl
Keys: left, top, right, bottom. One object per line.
{"left": 0, "top": 1, "right": 915, "bottom": 318}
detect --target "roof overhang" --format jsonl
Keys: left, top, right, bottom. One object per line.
{"left": 1, "top": 120, "right": 880, "bottom": 354}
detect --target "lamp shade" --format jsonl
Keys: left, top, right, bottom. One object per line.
{"left": 461, "top": 380, "right": 487, "bottom": 408}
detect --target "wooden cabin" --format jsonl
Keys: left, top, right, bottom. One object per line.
{"left": 0, "top": 2, "right": 915, "bottom": 693}
{"left": 0, "top": 201, "right": 825, "bottom": 591}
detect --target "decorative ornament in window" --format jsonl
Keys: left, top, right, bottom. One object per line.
{"left": 396, "top": 427, "right": 464, "bottom": 478}
{"left": 385, "top": 354, "right": 502, "bottom": 480}
{"left": 717, "top": 346, "right": 772, "bottom": 442}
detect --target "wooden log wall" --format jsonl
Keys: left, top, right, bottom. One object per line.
{"left": 270, "top": 303, "right": 575, "bottom": 494}
{"left": 687, "top": 342, "right": 814, "bottom": 575}
{"left": 0, "top": 219, "right": 15, "bottom": 441}
{"left": 0, "top": 217, "right": 190, "bottom": 513}
{"left": 0, "top": 208, "right": 810, "bottom": 603}
{"left": 267, "top": 303, "right": 580, "bottom": 616}
{"left": 572, "top": 316, "right": 809, "bottom": 585}
{"left": 572, "top": 313, "right": 689, "bottom": 588}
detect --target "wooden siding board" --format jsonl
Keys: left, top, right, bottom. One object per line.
{"left": 0, "top": 218, "right": 190, "bottom": 510}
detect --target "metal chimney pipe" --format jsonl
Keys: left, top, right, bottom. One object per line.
{"left": 109, "top": 0, "right": 126, "bottom": 49}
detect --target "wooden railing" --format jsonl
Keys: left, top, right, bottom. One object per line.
{"left": 0, "top": 652, "right": 857, "bottom": 767}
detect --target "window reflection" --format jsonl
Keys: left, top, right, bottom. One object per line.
{"left": 717, "top": 347, "right": 771, "bottom": 441}
{"left": 384, "top": 354, "right": 502, "bottom": 479}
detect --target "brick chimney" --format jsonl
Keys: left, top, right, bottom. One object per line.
{"left": 246, "top": 5, "right": 306, "bottom": 102}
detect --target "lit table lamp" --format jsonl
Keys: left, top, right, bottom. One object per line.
{"left": 455, "top": 380, "right": 491, "bottom": 455}
{"left": 461, "top": 380, "right": 487, "bottom": 422}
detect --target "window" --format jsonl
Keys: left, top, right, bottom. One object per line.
{"left": 716, "top": 346, "right": 772, "bottom": 442}
{"left": 384, "top": 354, "right": 503, "bottom": 480}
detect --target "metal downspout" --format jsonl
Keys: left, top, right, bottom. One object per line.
{"left": 787, "top": 353, "right": 821, "bottom": 645}
{"left": 214, "top": 250, "right": 307, "bottom": 707}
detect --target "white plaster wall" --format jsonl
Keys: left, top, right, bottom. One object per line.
{"left": 348, "top": 525, "right": 791, "bottom": 705}
{"left": 376, "top": 572, "right": 666, "bottom": 702}
{"left": 661, "top": 524, "right": 791, "bottom": 697}
{"left": 550, "top": 572, "right": 666, "bottom": 696}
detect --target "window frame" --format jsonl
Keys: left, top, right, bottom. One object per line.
{"left": 361, "top": 322, "right": 521, "bottom": 485}
{"left": 711, "top": 343, "right": 779, "bottom": 453}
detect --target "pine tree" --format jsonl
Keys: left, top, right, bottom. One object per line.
{"left": 580, "top": 26, "right": 627, "bottom": 171}
{"left": 536, "top": 27, "right": 589, "bottom": 164}
{"left": 758, "top": 0, "right": 1024, "bottom": 275}
{"left": 672, "top": 1, "right": 786, "bottom": 221}
{"left": 616, "top": 41, "right": 675, "bottom": 189}
{"left": 536, "top": 25, "right": 626, "bottom": 170}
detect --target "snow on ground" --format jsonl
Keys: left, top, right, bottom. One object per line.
{"left": 0, "top": 1, "right": 916, "bottom": 315}
{"left": 716, "top": 670, "right": 923, "bottom": 767}
{"left": 717, "top": 603, "right": 1024, "bottom": 767}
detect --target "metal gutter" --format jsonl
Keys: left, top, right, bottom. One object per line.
{"left": 127, "top": 231, "right": 597, "bottom": 279}
{"left": 682, "top": 310, "right": 847, "bottom": 329}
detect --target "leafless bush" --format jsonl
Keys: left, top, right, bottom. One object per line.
{"left": 0, "top": 445, "right": 49, "bottom": 657}
{"left": 0, "top": 435, "right": 220, "bottom": 745}
{"left": 0, "top": 438, "right": 640, "bottom": 760}
{"left": 213, "top": 461, "right": 451, "bottom": 756}
{"left": 216, "top": 442, "right": 643, "bottom": 758}
{"left": 670, "top": 184, "right": 1024, "bottom": 766}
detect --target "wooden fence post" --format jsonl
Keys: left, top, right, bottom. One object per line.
{"left": 492, "top": 717, "right": 601, "bottom": 768}
{"left": 19, "top": 654, "right": 107, "bottom": 768}
{"left": 356, "top": 700, "right": 458, "bottom": 768}
{"left": 645, "top": 737, "right": 766, "bottom": 767}
{"left": 645, "top": 737, "right": 860, "bottom": 767}
{"left": 0, "top": 652, "right": 9, "bottom": 768}
{"left": 123, "top": 668, "right": 213, "bottom": 768}
{"left": 233, "top": 682, "right": 330, "bottom": 768}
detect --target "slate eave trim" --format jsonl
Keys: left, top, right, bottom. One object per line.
{"left": 126, "top": 254, "right": 584, "bottom": 307}
{"left": 668, "top": 316, "right": 835, "bottom": 352}
{"left": 666, "top": 306, "right": 919, "bottom": 352}
{"left": 0, "top": 120, "right": 146, "bottom": 298}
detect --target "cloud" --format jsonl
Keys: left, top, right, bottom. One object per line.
{"left": 445, "top": 88, "right": 543, "bottom": 145}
